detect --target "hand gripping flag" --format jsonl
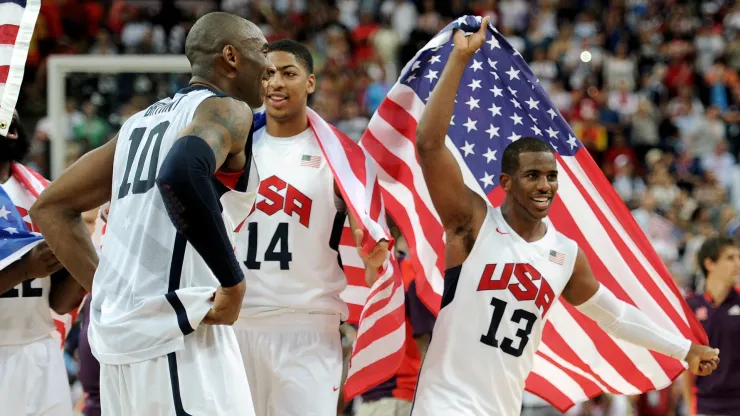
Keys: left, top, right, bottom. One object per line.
{"left": 359, "top": 15, "right": 708, "bottom": 412}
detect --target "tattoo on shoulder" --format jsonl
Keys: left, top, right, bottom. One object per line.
{"left": 192, "top": 98, "right": 252, "bottom": 163}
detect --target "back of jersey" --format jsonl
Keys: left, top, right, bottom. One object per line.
{"left": 89, "top": 85, "right": 234, "bottom": 365}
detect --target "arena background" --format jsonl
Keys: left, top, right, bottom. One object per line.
{"left": 16, "top": 0, "right": 739, "bottom": 414}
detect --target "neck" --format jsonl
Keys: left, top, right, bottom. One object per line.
{"left": 266, "top": 107, "right": 309, "bottom": 138}
{"left": 189, "top": 76, "right": 229, "bottom": 96}
{"left": 0, "top": 161, "right": 11, "bottom": 184}
{"left": 501, "top": 197, "right": 545, "bottom": 242}
{"left": 705, "top": 276, "right": 734, "bottom": 305}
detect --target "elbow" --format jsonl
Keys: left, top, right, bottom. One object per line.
{"left": 415, "top": 131, "right": 439, "bottom": 157}
{"left": 29, "top": 196, "right": 53, "bottom": 229}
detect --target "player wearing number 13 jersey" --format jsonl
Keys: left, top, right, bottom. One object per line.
{"left": 31, "top": 12, "right": 272, "bottom": 416}
{"left": 410, "top": 19, "right": 721, "bottom": 416}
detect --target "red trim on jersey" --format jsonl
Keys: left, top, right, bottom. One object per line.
{"left": 215, "top": 170, "right": 244, "bottom": 190}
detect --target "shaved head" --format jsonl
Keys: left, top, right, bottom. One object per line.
{"left": 185, "top": 12, "right": 264, "bottom": 78}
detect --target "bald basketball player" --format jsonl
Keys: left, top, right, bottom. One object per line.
{"left": 31, "top": 12, "right": 271, "bottom": 415}
{"left": 410, "top": 19, "right": 720, "bottom": 415}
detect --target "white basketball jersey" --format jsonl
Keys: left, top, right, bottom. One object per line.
{"left": 234, "top": 127, "right": 348, "bottom": 321}
{"left": 412, "top": 205, "right": 578, "bottom": 416}
{"left": 89, "top": 85, "right": 257, "bottom": 365}
{"left": 0, "top": 176, "right": 53, "bottom": 346}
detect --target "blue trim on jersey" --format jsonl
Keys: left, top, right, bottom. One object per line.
{"left": 176, "top": 84, "right": 231, "bottom": 98}
{"left": 167, "top": 352, "right": 194, "bottom": 416}
{"left": 165, "top": 234, "right": 195, "bottom": 335}
{"left": 441, "top": 265, "right": 462, "bottom": 310}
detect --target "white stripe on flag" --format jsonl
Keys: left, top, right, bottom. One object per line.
{"left": 0, "top": 2, "right": 23, "bottom": 26}
{"left": 555, "top": 160, "right": 683, "bottom": 334}
{"left": 537, "top": 344, "right": 612, "bottom": 392}
{"left": 546, "top": 302, "right": 640, "bottom": 394}
{"left": 0, "top": 44, "right": 13, "bottom": 67}
{"left": 560, "top": 156, "right": 688, "bottom": 322}
{"left": 347, "top": 323, "right": 406, "bottom": 379}
{"left": 532, "top": 353, "right": 589, "bottom": 403}
{"left": 340, "top": 285, "right": 369, "bottom": 307}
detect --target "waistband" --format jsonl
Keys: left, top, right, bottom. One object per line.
{"left": 233, "top": 310, "right": 341, "bottom": 332}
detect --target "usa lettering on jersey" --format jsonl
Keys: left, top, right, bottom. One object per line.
{"left": 476, "top": 262, "right": 556, "bottom": 358}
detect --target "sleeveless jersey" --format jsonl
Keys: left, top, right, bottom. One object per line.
{"left": 234, "top": 127, "right": 348, "bottom": 321}
{"left": 412, "top": 205, "right": 578, "bottom": 415}
{"left": 89, "top": 85, "right": 257, "bottom": 365}
{"left": 0, "top": 176, "right": 53, "bottom": 346}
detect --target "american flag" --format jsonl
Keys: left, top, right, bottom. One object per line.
{"left": 548, "top": 250, "right": 565, "bottom": 266}
{"left": 0, "top": 163, "right": 79, "bottom": 347}
{"left": 251, "top": 110, "right": 406, "bottom": 400}
{"left": 359, "top": 16, "right": 708, "bottom": 412}
{"left": 300, "top": 154, "right": 322, "bottom": 168}
{"left": 0, "top": 0, "right": 40, "bottom": 137}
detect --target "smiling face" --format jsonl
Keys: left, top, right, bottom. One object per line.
{"left": 264, "top": 50, "right": 315, "bottom": 122}
{"left": 500, "top": 151, "right": 559, "bottom": 220}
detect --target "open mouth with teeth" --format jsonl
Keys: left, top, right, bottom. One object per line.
{"left": 266, "top": 93, "right": 288, "bottom": 109}
{"left": 530, "top": 196, "right": 551, "bottom": 209}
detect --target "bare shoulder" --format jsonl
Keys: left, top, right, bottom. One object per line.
{"left": 186, "top": 96, "right": 254, "bottom": 157}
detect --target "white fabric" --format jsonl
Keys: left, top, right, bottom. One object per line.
{"left": 412, "top": 205, "right": 578, "bottom": 416}
{"left": 100, "top": 324, "right": 254, "bottom": 416}
{"left": 0, "top": 176, "right": 53, "bottom": 346}
{"left": 575, "top": 284, "right": 691, "bottom": 360}
{"left": 235, "top": 127, "right": 348, "bottom": 320}
{"left": 234, "top": 314, "right": 343, "bottom": 416}
{"left": 0, "top": 336, "right": 73, "bottom": 416}
{"left": 90, "top": 86, "right": 257, "bottom": 365}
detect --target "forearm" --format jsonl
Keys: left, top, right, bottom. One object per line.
{"left": 32, "top": 210, "right": 98, "bottom": 292}
{"left": 156, "top": 136, "right": 243, "bottom": 288}
{"left": 0, "top": 261, "right": 29, "bottom": 294}
{"left": 417, "top": 50, "right": 470, "bottom": 152}
{"left": 576, "top": 285, "right": 691, "bottom": 360}
{"left": 681, "top": 372, "right": 695, "bottom": 415}
{"left": 49, "top": 269, "right": 86, "bottom": 314}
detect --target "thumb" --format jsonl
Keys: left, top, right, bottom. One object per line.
{"left": 479, "top": 16, "right": 490, "bottom": 34}
{"left": 354, "top": 229, "right": 364, "bottom": 248}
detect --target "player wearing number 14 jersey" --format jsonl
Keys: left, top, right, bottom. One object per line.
{"left": 230, "top": 40, "right": 350, "bottom": 416}
{"left": 410, "top": 19, "right": 721, "bottom": 416}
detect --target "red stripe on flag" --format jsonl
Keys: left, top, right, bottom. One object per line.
{"left": 536, "top": 351, "right": 604, "bottom": 399}
{"left": 377, "top": 98, "right": 418, "bottom": 142}
{"left": 573, "top": 151, "right": 707, "bottom": 346}
{"left": 343, "top": 343, "right": 406, "bottom": 399}
{"left": 560, "top": 153, "right": 695, "bottom": 341}
{"left": 548, "top": 198, "right": 658, "bottom": 392}
{"left": 541, "top": 323, "right": 620, "bottom": 393}
{"left": 0, "top": 65, "right": 8, "bottom": 84}
{"left": 369, "top": 179, "right": 382, "bottom": 224}
{"left": 358, "top": 277, "right": 397, "bottom": 323}
{"left": 352, "top": 303, "right": 406, "bottom": 356}
{"left": 0, "top": 24, "right": 19, "bottom": 45}
{"left": 524, "top": 372, "right": 575, "bottom": 412}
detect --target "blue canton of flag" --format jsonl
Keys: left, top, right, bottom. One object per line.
{"left": 0, "top": 185, "right": 43, "bottom": 271}
{"left": 399, "top": 15, "right": 581, "bottom": 192}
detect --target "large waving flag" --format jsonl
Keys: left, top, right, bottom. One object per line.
{"left": 0, "top": 0, "right": 40, "bottom": 136}
{"left": 251, "top": 110, "right": 406, "bottom": 400}
{"left": 360, "top": 16, "right": 708, "bottom": 412}
{"left": 1, "top": 163, "right": 79, "bottom": 347}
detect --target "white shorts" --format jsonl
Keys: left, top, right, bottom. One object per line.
{"left": 0, "top": 335, "right": 73, "bottom": 416}
{"left": 100, "top": 324, "right": 255, "bottom": 416}
{"left": 234, "top": 314, "right": 343, "bottom": 416}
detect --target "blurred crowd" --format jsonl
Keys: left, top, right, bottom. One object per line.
{"left": 18, "top": 0, "right": 740, "bottom": 415}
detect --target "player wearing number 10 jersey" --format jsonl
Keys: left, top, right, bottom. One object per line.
{"left": 31, "top": 12, "right": 271, "bottom": 415}
{"left": 410, "top": 19, "right": 721, "bottom": 416}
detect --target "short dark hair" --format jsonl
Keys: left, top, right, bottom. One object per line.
{"left": 266, "top": 39, "right": 314, "bottom": 74}
{"left": 501, "top": 137, "right": 554, "bottom": 175}
{"left": 697, "top": 236, "right": 736, "bottom": 277}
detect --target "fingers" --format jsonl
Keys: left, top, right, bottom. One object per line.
{"left": 479, "top": 16, "right": 490, "bottom": 34}
{"left": 354, "top": 229, "right": 364, "bottom": 248}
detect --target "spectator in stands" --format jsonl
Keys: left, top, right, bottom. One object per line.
{"left": 684, "top": 237, "right": 740, "bottom": 416}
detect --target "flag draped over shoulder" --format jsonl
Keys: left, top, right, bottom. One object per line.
{"left": 0, "top": 163, "right": 78, "bottom": 347}
{"left": 252, "top": 109, "right": 406, "bottom": 399}
{"left": 0, "top": 0, "right": 40, "bottom": 137}
{"left": 360, "top": 15, "right": 708, "bottom": 412}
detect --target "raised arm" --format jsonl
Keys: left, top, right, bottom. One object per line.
{"left": 155, "top": 96, "right": 253, "bottom": 292}
{"left": 416, "top": 20, "right": 488, "bottom": 261}
{"left": 563, "top": 248, "right": 719, "bottom": 376}
{"left": 30, "top": 136, "right": 118, "bottom": 292}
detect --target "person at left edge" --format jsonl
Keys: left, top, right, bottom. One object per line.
{"left": 0, "top": 110, "right": 86, "bottom": 416}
